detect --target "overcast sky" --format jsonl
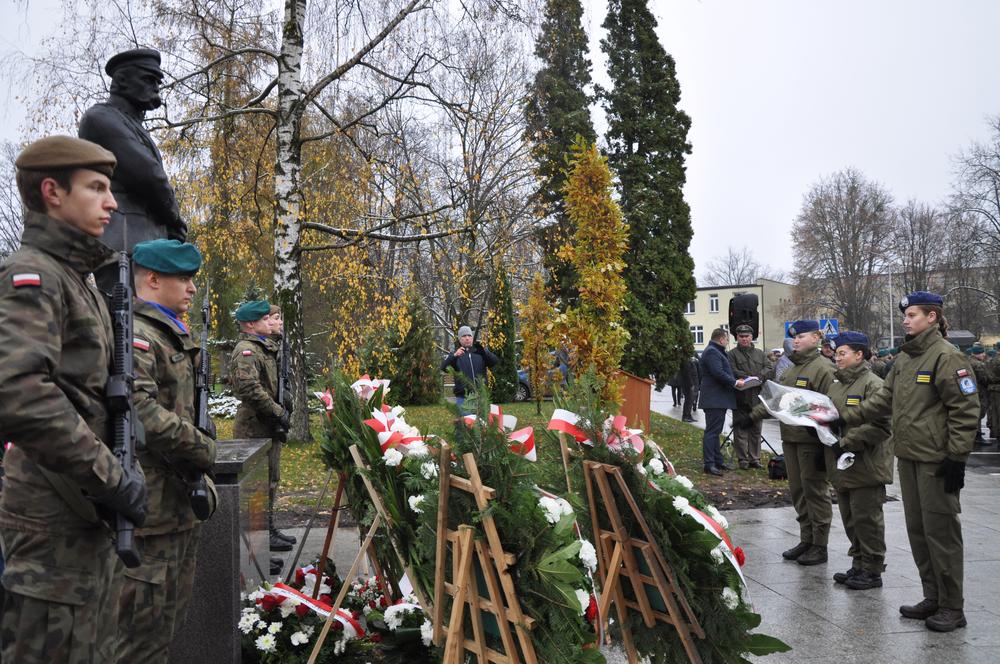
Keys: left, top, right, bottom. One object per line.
{"left": 4, "top": 0, "right": 1000, "bottom": 281}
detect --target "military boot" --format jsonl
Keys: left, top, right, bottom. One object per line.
{"left": 925, "top": 608, "right": 967, "bottom": 632}
{"left": 899, "top": 598, "right": 938, "bottom": 620}
{"left": 845, "top": 570, "right": 882, "bottom": 590}
{"left": 796, "top": 545, "right": 828, "bottom": 566}
{"left": 273, "top": 529, "right": 298, "bottom": 545}
{"left": 270, "top": 556, "right": 284, "bottom": 576}
{"left": 782, "top": 542, "right": 811, "bottom": 560}
{"left": 270, "top": 530, "right": 293, "bottom": 552}
{"left": 833, "top": 568, "right": 860, "bottom": 584}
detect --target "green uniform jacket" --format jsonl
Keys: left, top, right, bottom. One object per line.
{"left": 985, "top": 355, "right": 1000, "bottom": 393}
{"left": 230, "top": 333, "right": 282, "bottom": 438}
{"left": 0, "top": 212, "right": 123, "bottom": 535}
{"left": 752, "top": 346, "right": 835, "bottom": 444}
{"left": 730, "top": 344, "right": 773, "bottom": 408}
{"left": 845, "top": 325, "right": 979, "bottom": 463}
{"left": 132, "top": 301, "right": 217, "bottom": 536}
{"left": 825, "top": 364, "right": 893, "bottom": 490}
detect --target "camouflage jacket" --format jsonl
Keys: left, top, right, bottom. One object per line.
{"left": 230, "top": 333, "right": 282, "bottom": 438}
{"left": 132, "top": 300, "right": 217, "bottom": 535}
{"left": 0, "top": 212, "right": 122, "bottom": 534}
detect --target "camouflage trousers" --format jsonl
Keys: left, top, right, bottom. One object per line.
{"left": 268, "top": 438, "right": 283, "bottom": 525}
{"left": 0, "top": 528, "right": 123, "bottom": 663}
{"left": 115, "top": 526, "right": 201, "bottom": 663}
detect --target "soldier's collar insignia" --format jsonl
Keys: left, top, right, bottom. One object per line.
{"left": 11, "top": 273, "right": 41, "bottom": 287}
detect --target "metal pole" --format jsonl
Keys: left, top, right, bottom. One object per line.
{"left": 888, "top": 272, "right": 894, "bottom": 346}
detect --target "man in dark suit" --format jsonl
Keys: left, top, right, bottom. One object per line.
{"left": 699, "top": 328, "right": 745, "bottom": 475}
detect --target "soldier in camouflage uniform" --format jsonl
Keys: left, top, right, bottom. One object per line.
{"left": 986, "top": 345, "right": 1000, "bottom": 442}
{"left": 229, "top": 301, "right": 292, "bottom": 571}
{"left": 115, "top": 239, "right": 218, "bottom": 662}
{"left": 267, "top": 304, "right": 296, "bottom": 548}
{"left": 0, "top": 136, "right": 147, "bottom": 663}
{"left": 968, "top": 344, "right": 988, "bottom": 443}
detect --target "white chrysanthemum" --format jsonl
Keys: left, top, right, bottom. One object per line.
{"left": 247, "top": 589, "right": 265, "bottom": 601}
{"left": 721, "top": 586, "right": 740, "bottom": 610}
{"left": 384, "top": 604, "right": 419, "bottom": 631}
{"left": 648, "top": 458, "right": 665, "bottom": 475}
{"left": 302, "top": 625, "right": 315, "bottom": 637}
{"left": 267, "top": 621, "right": 282, "bottom": 635}
{"left": 420, "top": 461, "right": 438, "bottom": 480}
{"left": 255, "top": 634, "right": 277, "bottom": 653}
{"left": 238, "top": 613, "right": 259, "bottom": 634}
{"left": 778, "top": 393, "right": 803, "bottom": 412}
{"left": 672, "top": 495, "right": 690, "bottom": 512}
{"left": 304, "top": 573, "right": 331, "bottom": 596}
{"left": 290, "top": 630, "right": 309, "bottom": 646}
{"left": 383, "top": 448, "right": 404, "bottom": 467}
{"left": 707, "top": 505, "right": 729, "bottom": 529}
{"left": 579, "top": 539, "right": 598, "bottom": 573}
{"left": 574, "top": 588, "right": 590, "bottom": 614}
{"left": 710, "top": 546, "right": 725, "bottom": 564}
{"left": 674, "top": 474, "right": 693, "bottom": 490}
{"left": 408, "top": 494, "right": 426, "bottom": 513}
{"left": 537, "top": 496, "right": 562, "bottom": 524}
{"left": 406, "top": 439, "right": 429, "bottom": 457}
{"left": 279, "top": 598, "right": 301, "bottom": 618}
{"left": 420, "top": 619, "right": 434, "bottom": 646}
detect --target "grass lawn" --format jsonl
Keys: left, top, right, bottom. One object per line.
{"left": 215, "top": 401, "right": 790, "bottom": 521}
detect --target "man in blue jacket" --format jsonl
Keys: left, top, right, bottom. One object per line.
{"left": 440, "top": 325, "right": 499, "bottom": 411}
{"left": 699, "top": 328, "right": 745, "bottom": 475}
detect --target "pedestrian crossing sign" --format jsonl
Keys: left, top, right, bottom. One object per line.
{"left": 820, "top": 319, "right": 839, "bottom": 336}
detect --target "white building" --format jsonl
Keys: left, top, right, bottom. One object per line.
{"left": 683, "top": 278, "right": 796, "bottom": 353}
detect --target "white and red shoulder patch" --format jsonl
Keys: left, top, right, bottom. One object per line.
{"left": 12, "top": 273, "right": 41, "bottom": 288}
{"left": 133, "top": 338, "right": 150, "bottom": 351}
{"left": 242, "top": 349, "right": 253, "bottom": 356}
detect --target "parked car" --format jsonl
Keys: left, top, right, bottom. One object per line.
{"left": 515, "top": 356, "right": 570, "bottom": 402}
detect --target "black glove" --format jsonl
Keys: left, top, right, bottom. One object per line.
{"left": 283, "top": 391, "right": 294, "bottom": 414}
{"left": 276, "top": 409, "right": 291, "bottom": 433}
{"left": 935, "top": 458, "right": 966, "bottom": 494}
{"left": 732, "top": 410, "right": 752, "bottom": 429}
{"left": 92, "top": 463, "right": 148, "bottom": 527}
{"left": 814, "top": 450, "right": 827, "bottom": 472}
{"left": 828, "top": 418, "right": 845, "bottom": 437}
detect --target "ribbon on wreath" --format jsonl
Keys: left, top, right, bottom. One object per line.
{"left": 351, "top": 374, "right": 391, "bottom": 401}
{"left": 364, "top": 404, "right": 424, "bottom": 453}
{"left": 271, "top": 582, "right": 365, "bottom": 637}
{"left": 674, "top": 501, "right": 749, "bottom": 592}
{"left": 464, "top": 404, "right": 537, "bottom": 461}
{"left": 604, "top": 415, "right": 645, "bottom": 455}
{"left": 546, "top": 409, "right": 592, "bottom": 445}
{"left": 313, "top": 389, "right": 335, "bottom": 413}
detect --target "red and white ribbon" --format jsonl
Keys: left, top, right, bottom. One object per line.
{"left": 465, "top": 404, "right": 537, "bottom": 461}
{"left": 364, "top": 404, "right": 425, "bottom": 454}
{"left": 604, "top": 415, "right": 645, "bottom": 455}
{"left": 547, "top": 409, "right": 592, "bottom": 444}
{"left": 271, "top": 583, "right": 365, "bottom": 637}
{"left": 313, "top": 389, "right": 335, "bottom": 412}
{"left": 351, "top": 374, "right": 390, "bottom": 401}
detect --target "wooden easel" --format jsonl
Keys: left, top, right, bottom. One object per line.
{"left": 582, "top": 460, "right": 705, "bottom": 664}
{"left": 433, "top": 443, "right": 538, "bottom": 664}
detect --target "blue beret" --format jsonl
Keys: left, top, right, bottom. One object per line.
{"left": 786, "top": 320, "right": 819, "bottom": 337}
{"left": 132, "top": 239, "right": 202, "bottom": 275}
{"left": 235, "top": 300, "right": 271, "bottom": 322}
{"left": 833, "top": 331, "right": 869, "bottom": 348}
{"left": 899, "top": 291, "right": 943, "bottom": 312}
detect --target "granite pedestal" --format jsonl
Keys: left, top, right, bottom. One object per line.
{"left": 170, "top": 438, "right": 271, "bottom": 664}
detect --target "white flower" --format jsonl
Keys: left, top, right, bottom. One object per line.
{"left": 279, "top": 598, "right": 300, "bottom": 618}
{"left": 304, "top": 573, "right": 331, "bottom": 596}
{"left": 420, "top": 619, "right": 434, "bottom": 646}
{"left": 384, "top": 604, "right": 419, "bottom": 631}
{"left": 707, "top": 505, "right": 729, "bottom": 529}
{"left": 238, "top": 613, "right": 259, "bottom": 634}
{"left": 405, "top": 439, "right": 429, "bottom": 457}
{"left": 710, "top": 546, "right": 725, "bottom": 564}
{"left": 408, "top": 494, "right": 426, "bottom": 513}
{"left": 420, "top": 461, "right": 438, "bottom": 479}
{"left": 579, "top": 539, "right": 598, "bottom": 573}
{"left": 290, "top": 630, "right": 309, "bottom": 646}
{"left": 302, "top": 625, "right": 315, "bottom": 637}
{"left": 247, "top": 589, "right": 265, "bottom": 601}
{"left": 674, "top": 474, "right": 694, "bottom": 490}
{"left": 648, "top": 458, "right": 665, "bottom": 475}
{"left": 721, "top": 586, "right": 740, "bottom": 610}
{"left": 255, "top": 634, "right": 277, "bottom": 653}
{"left": 672, "top": 495, "right": 690, "bottom": 512}
{"left": 267, "top": 621, "right": 282, "bottom": 635}
{"left": 383, "top": 448, "right": 404, "bottom": 467}
{"left": 574, "top": 588, "right": 590, "bottom": 614}
{"left": 362, "top": 604, "right": 373, "bottom": 616}
{"left": 537, "top": 496, "right": 574, "bottom": 524}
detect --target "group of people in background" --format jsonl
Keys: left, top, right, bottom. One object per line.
{"left": 692, "top": 292, "right": 979, "bottom": 633}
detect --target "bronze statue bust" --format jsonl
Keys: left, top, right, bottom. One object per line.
{"left": 79, "top": 48, "right": 187, "bottom": 258}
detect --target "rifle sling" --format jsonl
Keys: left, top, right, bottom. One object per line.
{"left": 36, "top": 466, "right": 103, "bottom": 526}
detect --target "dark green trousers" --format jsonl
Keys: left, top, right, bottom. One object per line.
{"left": 784, "top": 441, "right": 832, "bottom": 546}
{"left": 835, "top": 485, "right": 886, "bottom": 572}
{"left": 897, "top": 458, "right": 964, "bottom": 609}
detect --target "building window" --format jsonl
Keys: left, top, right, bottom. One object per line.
{"left": 684, "top": 300, "right": 695, "bottom": 314}
{"left": 690, "top": 325, "right": 704, "bottom": 345}
{"left": 709, "top": 294, "right": 719, "bottom": 313}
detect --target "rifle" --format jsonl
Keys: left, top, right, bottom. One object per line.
{"left": 106, "top": 251, "right": 141, "bottom": 568}
{"left": 189, "top": 287, "right": 213, "bottom": 520}
{"left": 276, "top": 331, "right": 291, "bottom": 440}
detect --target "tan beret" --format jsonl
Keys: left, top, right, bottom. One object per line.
{"left": 15, "top": 136, "right": 116, "bottom": 178}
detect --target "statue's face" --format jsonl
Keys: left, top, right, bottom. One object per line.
{"left": 111, "top": 66, "right": 163, "bottom": 110}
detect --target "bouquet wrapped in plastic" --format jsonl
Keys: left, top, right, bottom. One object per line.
{"left": 757, "top": 380, "right": 840, "bottom": 445}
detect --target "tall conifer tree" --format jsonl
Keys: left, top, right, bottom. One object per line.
{"left": 600, "top": 0, "right": 696, "bottom": 387}
{"left": 393, "top": 290, "right": 440, "bottom": 406}
{"left": 525, "top": 0, "right": 596, "bottom": 306}
{"left": 487, "top": 267, "right": 520, "bottom": 403}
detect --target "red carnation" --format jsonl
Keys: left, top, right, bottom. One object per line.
{"left": 734, "top": 546, "right": 746, "bottom": 567}
{"left": 585, "top": 595, "right": 598, "bottom": 623}
{"left": 294, "top": 568, "right": 306, "bottom": 586}
{"left": 320, "top": 594, "right": 332, "bottom": 605}
{"left": 379, "top": 596, "right": 389, "bottom": 608}
{"left": 296, "top": 603, "right": 310, "bottom": 617}
{"left": 259, "top": 593, "right": 284, "bottom": 612}
{"left": 369, "top": 632, "right": 382, "bottom": 643}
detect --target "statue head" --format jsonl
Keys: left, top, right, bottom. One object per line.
{"left": 105, "top": 48, "right": 164, "bottom": 111}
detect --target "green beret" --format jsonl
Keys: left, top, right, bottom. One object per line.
{"left": 876, "top": 349, "right": 889, "bottom": 358}
{"left": 994, "top": 342, "right": 1000, "bottom": 349}
{"left": 236, "top": 300, "right": 270, "bottom": 322}
{"left": 970, "top": 344, "right": 985, "bottom": 354}
{"left": 133, "top": 239, "right": 202, "bottom": 275}
{"left": 106, "top": 48, "right": 163, "bottom": 78}
{"left": 990, "top": 350, "right": 998, "bottom": 358}
{"left": 16, "top": 136, "right": 116, "bottom": 178}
